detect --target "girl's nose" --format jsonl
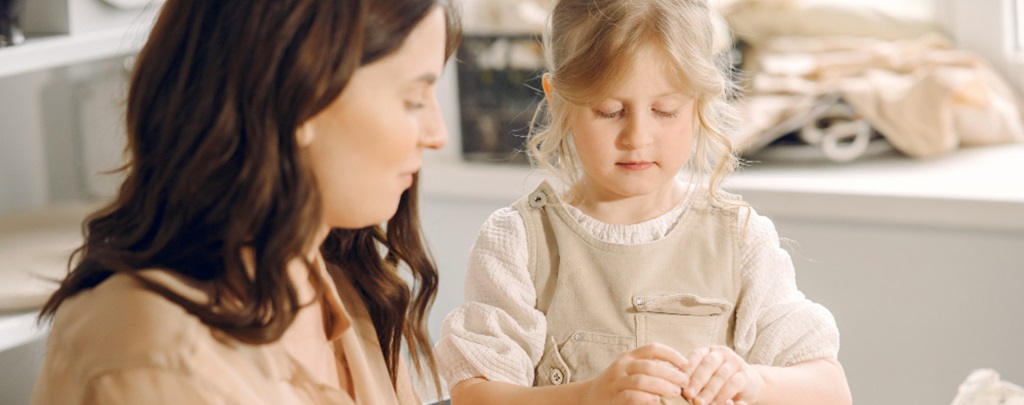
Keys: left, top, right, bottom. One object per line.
{"left": 620, "top": 113, "right": 653, "bottom": 150}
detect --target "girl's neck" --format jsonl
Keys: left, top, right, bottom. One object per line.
{"left": 568, "top": 178, "right": 688, "bottom": 225}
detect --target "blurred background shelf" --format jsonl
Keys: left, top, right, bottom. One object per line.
{"left": 0, "top": 24, "right": 150, "bottom": 79}
{"left": 0, "top": 202, "right": 97, "bottom": 314}
{"left": 0, "top": 312, "right": 47, "bottom": 354}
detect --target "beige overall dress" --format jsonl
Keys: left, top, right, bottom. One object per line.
{"left": 516, "top": 182, "right": 741, "bottom": 403}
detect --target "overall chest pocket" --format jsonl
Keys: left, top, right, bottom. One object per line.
{"left": 634, "top": 293, "right": 734, "bottom": 356}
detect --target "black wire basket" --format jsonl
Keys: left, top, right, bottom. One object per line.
{"left": 456, "top": 34, "right": 545, "bottom": 164}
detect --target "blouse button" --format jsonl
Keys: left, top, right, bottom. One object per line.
{"left": 551, "top": 368, "right": 564, "bottom": 385}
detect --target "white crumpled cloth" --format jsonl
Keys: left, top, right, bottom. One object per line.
{"left": 951, "top": 369, "right": 1024, "bottom": 405}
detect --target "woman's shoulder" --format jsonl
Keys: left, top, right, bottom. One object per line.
{"left": 45, "top": 272, "right": 207, "bottom": 371}
{"left": 38, "top": 272, "right": 339, "bottom": 404}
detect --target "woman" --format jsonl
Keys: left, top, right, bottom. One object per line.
{"left": 31, "top": 0, "right": 460, "bottom": 404}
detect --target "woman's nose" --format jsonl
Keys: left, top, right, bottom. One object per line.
{"left": 419, "top": 95, "right": 448, "bottom": 150}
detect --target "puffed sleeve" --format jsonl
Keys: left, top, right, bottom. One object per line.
{"left": 434, "top": 206, "right": 548, "bottom": 391}
{"left": 731, "top": 206, "right": 841, "bottom": 367}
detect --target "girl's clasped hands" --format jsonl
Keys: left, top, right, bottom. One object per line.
{"left": 587, "top": 343, "right": 765, "bottom": 405}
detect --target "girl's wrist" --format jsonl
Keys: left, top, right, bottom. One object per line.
{"left": 572, "top": 379, "right": 594, "bottom": 405}
{"left": 748, "top": 364, "right": 772, "bottom": 404}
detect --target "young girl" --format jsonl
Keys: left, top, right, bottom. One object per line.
{"left": 31, "top": 0, "right": 460, "bottom": 404}
{"left": 435, "top": 1, "right": 851, "bottom": 404}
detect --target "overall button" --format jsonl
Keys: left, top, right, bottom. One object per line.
{"left": 572, "top": 333, "right": 582, "bottom": 341}
{"left": 634, "top": 297, "right": 645, "bottom": 307}
{"left": 528, "top": 190, "right": 547, "bottom": 208}
{"left": 550, "top": 368, "right": 564, "bottom": 385}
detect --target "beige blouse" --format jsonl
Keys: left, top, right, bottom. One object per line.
{"left": 31, "top": 261, "right": 421, "bottom": 405}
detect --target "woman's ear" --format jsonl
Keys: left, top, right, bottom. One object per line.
{"left": 542, "top": 73, "right": 554, "bottom": 104}
{"left": 296, "top": 121, "right": 316, "bottom": 147}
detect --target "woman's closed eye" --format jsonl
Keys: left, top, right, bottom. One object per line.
{"left": 405, "top": 100, "right": 426, "bottom": 111}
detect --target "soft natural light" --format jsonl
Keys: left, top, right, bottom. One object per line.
{"left": 1017, "top": 0, "right": 1024, "bottom": 51}
{"left": 826, "top": 0, "right": 936, "bottom": 20}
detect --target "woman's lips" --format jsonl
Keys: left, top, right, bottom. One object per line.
{"left": 400, "top": 173, "right": 414, "bottom": 188}
{"left": 400, "top": 169, "right": 418, "bottom": 188}
{"left": 616, "top": 161, "right": 654, "bottom": 170}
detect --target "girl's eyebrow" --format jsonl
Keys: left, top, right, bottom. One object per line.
{"left": 652, "top": 91, "right": 685, "bottom": 99}
{"left": 602, "top": 91, "right": 687, "bottom": 101}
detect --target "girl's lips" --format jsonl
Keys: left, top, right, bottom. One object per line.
{"left": 616, "top": 161, "right": 654, "bottom": 170}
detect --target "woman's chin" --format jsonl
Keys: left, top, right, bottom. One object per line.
{"left": 328, "top": 205, "right": 400, "bottom": 230}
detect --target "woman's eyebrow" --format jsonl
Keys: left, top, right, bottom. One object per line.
{"left": 413, "top": 73, "right": 438, "bottom": 85}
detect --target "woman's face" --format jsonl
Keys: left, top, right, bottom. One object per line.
{"left": 300, "top": 6, "right": 448, "bottom": 229}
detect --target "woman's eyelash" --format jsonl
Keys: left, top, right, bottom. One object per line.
{"left": 405, "top": 100, "right": 425, "bottom": 110}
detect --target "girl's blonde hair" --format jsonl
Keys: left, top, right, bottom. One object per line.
{"left": 528, "top": 0, "right": 740, "bottom": 206}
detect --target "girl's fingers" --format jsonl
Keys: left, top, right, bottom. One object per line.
{"left": 615, "top": 389, "right": 663, "bottom": 405}
{"left": 630, "top": 343, "right": 690, "bottom": 371}
{"left": 693, "top": 359, "right": 738, "bottom": 404}
{"left": 684, "top": 346, "right": 725, "bottom": 399}
{"left": 710, "top": 371, "right": 746, "bottom": 405}
{"left": 684, "top": 346, "right": 710, "bottom": 375}
{"left": 625, "top": 359, "right": 689, "bottom": 387}
{"left": 620, "top": 373, "right": 685, "bottom": 399}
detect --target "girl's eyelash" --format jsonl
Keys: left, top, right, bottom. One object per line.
{"left": 654, "top": 109, "right": 679, "bottom": 118}
{"left": 597, "top": 109, "right": 678, "bottom": 119}
{"left": 405, "top": 100, "right": 425, "bottom": 110}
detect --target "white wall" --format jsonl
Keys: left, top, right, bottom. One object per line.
{"left": 942, "top": 0, "right": 1024, "bottom": 97}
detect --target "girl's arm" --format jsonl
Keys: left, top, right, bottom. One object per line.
{"left": 451, "top": 343, "right": 692, "bottom": 405}
{"left": 451, "top": 377, "right": 589, "bottom": 405}
{"left": 751, "top": 357, "right": 850, "bottom": 405}
{"left": 708, "top": 206, "right": 850, "bottom": 405}
{"left": 434, "top": 208, "right": 548, "bottom": 388}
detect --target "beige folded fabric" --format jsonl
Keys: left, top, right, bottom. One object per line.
{"left": 716, "top": 0, "right": 939, "bottom": 43}
{"left": 729, "top": 33, "right": 1024, "bottom": 158}
{"left": 717, "top": 0, "right": 1024, "bottom": 159}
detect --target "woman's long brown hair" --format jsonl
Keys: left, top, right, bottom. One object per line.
{"left": 38, "top": 0, "right": 460, "bottom": 394}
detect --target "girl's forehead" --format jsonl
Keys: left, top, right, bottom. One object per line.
{"left": 601, "top": 46, "right": 691, "bottom": 94}
{"left": 594, "top": 75, "right": 690, "bottom": 103}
